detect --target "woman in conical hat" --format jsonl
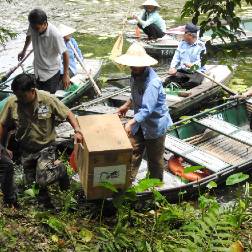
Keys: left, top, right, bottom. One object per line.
{"left": 132, "top": 0, "right": 166, "bottom": 40}
{"left": 58, "top": 24, "right": 84, "bottom": 80}
{"left": 116, "top": 42, "right": 173, "bottom": 183}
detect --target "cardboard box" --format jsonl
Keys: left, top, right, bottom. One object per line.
{"left": 77, "top": 114, "right": 133, "bottom": 200}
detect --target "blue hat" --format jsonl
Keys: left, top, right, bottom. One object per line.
{"left": 185, "top": 23, "right": 199, "bottom": 34}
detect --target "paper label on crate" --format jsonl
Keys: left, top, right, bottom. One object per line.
{"left": 93, "top": 165, "right": 127, "bottom": 187}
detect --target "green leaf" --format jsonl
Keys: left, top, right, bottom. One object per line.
{"left": 24, "top": 184, "right": 39, "bottom": 198}
{"left": 99, "top": 181, "right": 118, "bottom": 193}
{"left": 183, "top": 166, "right": 204, "bottom": 174}
{"left": 206, "top": 181, "right": 217, "bottom": 189}
{"left": 79, "top": 228, "right": 93, "bottom": 243}
{"left": 133, "top": 178, "right": 162, "bottom": 193}
{"left": 226, "top": 172, "right": 249, "bottom": 186}
{"left": 24, "top": 188, "right": 36, "bottom": 197}
{"left": 46, "top": 217, "right": 66, "bottom": 234}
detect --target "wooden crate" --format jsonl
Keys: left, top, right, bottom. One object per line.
{"left": 76, "top": 114, "right": 133, "bottom": 200}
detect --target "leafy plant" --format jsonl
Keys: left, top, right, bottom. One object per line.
{"left": 226, "top": 172, "right": 250, "bottom": 186}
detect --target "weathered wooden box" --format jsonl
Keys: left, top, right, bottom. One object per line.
{"left": 76, "top": 114, "right": 133, "bottom": 200}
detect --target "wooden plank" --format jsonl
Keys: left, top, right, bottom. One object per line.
{"left": 196, "top": 116, "right": 252, "bottom": 147}
{"left": 165, "top": 134, "right": 230, "bottom": 172}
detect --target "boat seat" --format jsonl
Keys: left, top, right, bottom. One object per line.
{"left": 165, "top": 134, "right": 231, "bottom": 172}
{"left": 195, "top": 116, "right": 252, "bottom": 147}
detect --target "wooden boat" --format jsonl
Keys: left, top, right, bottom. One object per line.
{"left": 0, "top": 35, "right": 103, "bottom": 108}
{"left": 133, "top": 99, "right": 252, "bottom": 201}
{"left": 75, "top": 65, "right": 232, "bottom": 121}
{"left": 126, "top": 33, "right": 179, "bottom": 58}
{"left": 66, "top": 99, "right": 252, "bottom": 202}
{"left": 0, "top": 58, "right": 103, "bottom": 109}
{"left": 126, "top": 20, "right": 252, "bottom": 58}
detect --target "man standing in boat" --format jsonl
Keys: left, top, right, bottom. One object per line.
{"left": 132, "top": 0, "right": 166, "bottom": 40}
{"left": 116, "top": 43, "right": 172, "bottom": 182}
{"left": 165, "top": 23, "right": 206, "bottom": 89}
{"left": 0, "top": 73, "right": 83, "bottom": 208}
{"left": 18, "top": 9, "right": 70, "bottom": 94}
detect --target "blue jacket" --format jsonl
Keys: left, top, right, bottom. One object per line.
{"left": 170, "top": 39, "right": 206, "bottom": 72}
{"left": 60, "top": 37, "right": 84, "bottom": 75}
{"left": 131, "top": 67, "right": 172, "bottom": 139}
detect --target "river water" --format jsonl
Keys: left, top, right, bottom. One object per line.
{"left": 1, "top": 0, "right": 252, "bottom": 202}
{"left": 1, "top": 0, "right": 252, "bottom": 91}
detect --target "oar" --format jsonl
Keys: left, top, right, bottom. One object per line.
{"left": 110, "top": 0, "right": 135, "bottom": 60}
{"left": 1, "top": 49, "right": 33, "bottom": 83}
{"left": 196, "top": 70, "right": 237, "bottom": 95}
{"left": 68, "top": 41, "right": 102, "bottom": 97}
{"left": 71, "top": 86, "right": 130, "bottom": 111}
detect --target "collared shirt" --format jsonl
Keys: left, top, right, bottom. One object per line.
{"left": 131, "top": 67, "right": 173, "bottom": 139}
{"left": 60, "top": 37, "right": 84, "bottom": 76}
{"left": 27, "top": 23, "right": 67, "bottom": 81}
{"left": 170, "top": 39, "right": 206, "bottom": 72}
{"left": 0, "top": 89, "right": 70, "bottom": 152}
{"left": 138, "top": 10, "right": 166, "bottom": 32}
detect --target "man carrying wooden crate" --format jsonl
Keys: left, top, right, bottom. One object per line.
{"left": 115, "top": 43, "right": 173, "bottom": 182}
{"left": 0, "top": 73, "right": 83, "bottom": 208}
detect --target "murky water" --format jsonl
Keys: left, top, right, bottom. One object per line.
{"left": 1, "top": 0, "right": 252, "bottom": 85}
{"left": 1, "top": 0, "right": 252, "bottom": 202}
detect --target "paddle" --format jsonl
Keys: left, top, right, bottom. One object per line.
{"left": 1, "top": 49, "right": 33, "bottom": 83}
{"left": 110, "top": 0, "right": 135, "bottom": 60}
{"left": 70, "top": 86, "right": 131, "bottom": 111}
{"left": 196, "top": 70, "right": 237, "bottom": 96}
{"left": 111, "top": 32, "right": 124, "bottom": 60}
{"left": 68, "top": 41, "right": 102, "bottom": 97}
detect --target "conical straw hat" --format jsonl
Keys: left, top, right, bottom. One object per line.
{"left": 58, "top": 24, "right": 76, "bottom": 37}
{"left": 114, "top": 42, "right": 158, "bottom": 67}
{"left": 141, "top": 0, "right": 160, "bottom": 8}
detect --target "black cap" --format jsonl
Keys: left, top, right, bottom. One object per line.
{"left": 185, "top": 23, "right": 199, "bottom": 34}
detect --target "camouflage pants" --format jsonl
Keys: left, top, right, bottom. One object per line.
{"left": 0, "top": 145, "right": 16, "bottom": 204}
{"left": 21, "top": 146, "right": 67, "bottom": 188}
{"left": 129, "top": 128, "right": 166, "bottom": 183}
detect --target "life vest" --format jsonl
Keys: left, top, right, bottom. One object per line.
{"left": 167, "top": 156, "right": 209, "bottom": 182}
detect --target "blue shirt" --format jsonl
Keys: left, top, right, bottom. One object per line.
{"left": 170, "top": 39, "right": 206, "bottom": 72}
{"left": 131, "top": 67, "right": 173, "bottom": 139}
{"left": 138, "top": 10, "right": 166, "bottom": 32}
{"left": 60, "top": 37, "right": 84, "bottom": 75}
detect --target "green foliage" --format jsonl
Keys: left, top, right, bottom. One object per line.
{"left": 132, "top": 178, "right": 163, "bottom": 193}
{"left": 45, "top": 217, "right": 66, "bottom": 234}
{"left": 206, "top": 181, "right": 218, "bottom": 189}
{"left": 99, "top": 181, "right": 118, "bottom": 193}
{"left": 181, "top": 0, "right": 252, "bottom": 64}
{"left": 184, "top": 165, "right": 204, "bottom": 174}
{"left": 63, "top": 191, "right": 78, "bottom": 212}
{"left": 0, "top": 27, "right": 16, "bottom": 45}
{"left": 181, "top": 0, "right": 244, "bottom": 36}
{"left": 226, "top": 172, "right": 250, "bottom": 185}
{"left": 0, "top": 1, "right": 16, "bottom": 45}
{"left": 24, "top": 184, "right": 39, "bottom": 198}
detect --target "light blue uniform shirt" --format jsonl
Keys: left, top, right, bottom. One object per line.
{"left": 138, "top": 10, "right": 166, "bottom": 32}
{"left": 60, "top": 37, "right": 84, "bottom": 75}
{"left": 170, "top": 39, "right": 206, "bottom": 72}
{"left": 131, "top": 67, "right": 173, "bottom": 139}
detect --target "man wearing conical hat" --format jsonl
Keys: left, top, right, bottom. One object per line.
{"left": 116, "top": 43, "right": 172, "bottom": 182}
{"left": 58, "top": 24, "right": 84, "bottom": 80}
{"left": 132, "top": 0, "right": 166, "bottom": 39}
